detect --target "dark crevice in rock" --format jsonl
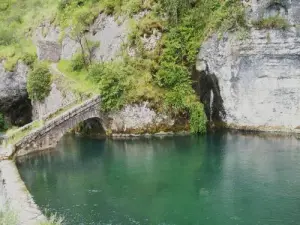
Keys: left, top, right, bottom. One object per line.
{"left": 74, "top": 117, "right": 106, "bottom": 137}
{"left": 1, "top": 95, "right": 32, "bottom": 127}
{"left": 192, "top": 65, "right": 226, "bottom": 126}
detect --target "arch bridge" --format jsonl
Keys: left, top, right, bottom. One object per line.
{"left": 11, "top": 95, "right": 107, "bottom": 157}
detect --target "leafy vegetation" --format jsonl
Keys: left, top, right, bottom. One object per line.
{"left": 0, "top": 113, "right": 7, "bottom": 131}
{"left": 0, "top": 207, "right": 63, "bottom": 225}
{"left": 0, "top": 207, "right": 17, "bottom": 225}
{"left": 27, "top": 63, "right": 52, "bottom": 101}
{"left": 4, "top": 120, "right": 44, "bottom": 146}
{"left": 252, "top": 16, "right": 290, "bottom": 29}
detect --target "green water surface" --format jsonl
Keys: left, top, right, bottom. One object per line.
{"left": 17, "top": 133, "right": 300, "bottom": 225}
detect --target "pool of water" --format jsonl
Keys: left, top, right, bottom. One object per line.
{"left": 17, "top": 132, "right": 300, "bottom": 225}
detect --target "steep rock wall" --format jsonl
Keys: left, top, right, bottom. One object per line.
{"left": 198, "top": 0, "right": 300, "bottom": 131}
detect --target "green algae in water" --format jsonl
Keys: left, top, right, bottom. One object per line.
{"left": 17, "top": 133, "right": 300, "bottom": 225}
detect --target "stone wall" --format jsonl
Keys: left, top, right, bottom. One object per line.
{"left": 197, "top": 0, "right": 300, "bottom": 131}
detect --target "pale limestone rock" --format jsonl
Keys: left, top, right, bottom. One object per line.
{"left": 198, "top": 0, "right": 300, "bottom": 130}
{"left": 109, "top": 102, "right": 174, "bottom": 133}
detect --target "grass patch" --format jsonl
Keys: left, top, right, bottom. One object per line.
{"left": 252, "top": 16, "right": 290, "bottom": 29}
{"left": 57, "top": 60, "right": 98, "bottom": 95}
{"left": 0, "top": 207, "right": 18, "bottom": 225}
{"left": 4, "top": 120, "right": 44, "bottom": 146}
{"left": 0, "top": 207, "right": 64, "bottom": 225}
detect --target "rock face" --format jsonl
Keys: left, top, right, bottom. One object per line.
{"left": 109, "top": 102, "right": 175, "bottom": 134}
{"left": 197, "top": 0, "right": 300, "bottom": 131}
{"left": 31, "top": 82, "right": 76, "bottom": 120}
{"left": 37, "top": 41, "right": 61, "bottom": 62}
{"left": 0, "top": 62, "right": 32, "bottom": 126}
{"left": 34, "top": 14, "right": 129, "bottom": 62}
{"left": 34, "top": 12, "right": 162, "bottom": 62}
{"left": 86, "top": 14, "right": 128, "bottom": 61}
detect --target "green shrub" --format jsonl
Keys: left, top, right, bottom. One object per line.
{"left": 189, "top": 101, "right": 207, "bottom": 134}
{"left": 70, "top": 53, "right": 86, "bottom": 71}
{"left": 0, "top": 113, "right": 7, "bottom": 131}
{"left": 164, "top": 85, "right": 207, "bottom": 133}
{"left": 0, "top": 27, "right": 16, "bottom": 46}
{"left": 0, "top": 208, "right": 18, "bottom": 225}
{"left": 57, "top": 0, "right": 70, "bottom": 11}
{"left": 96, "top": 62, "right": 128, "bottom": 111}
{"left": 159, "top": 0, "right": 193, "bottom": 24}
{"left": 156, "top": 63, "right": 190, "bottom": 88}
{"left": 88, "top": 63, "right": 103, "bottom": 83}
{"left": 21, "top": 52, "right": 37, "bottom": 68}
{"left": 99, "top": 75, "right": 126, "bottom": 111}
{"left": 252, "top": 16, "right": 290, "bottom": 29}
{"left": 27, "top": 63, "right": 52, "bottom": 101}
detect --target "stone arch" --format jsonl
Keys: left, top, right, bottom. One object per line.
{"left": 70, "top": 117, "right": 106, "bottom": 137}
{"left": 13, "top": 96, "right": 107, "bottom": 157}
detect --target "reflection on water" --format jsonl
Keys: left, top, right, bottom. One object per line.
{"left": 17, "top": 133, "right": 300, "bottom": 225}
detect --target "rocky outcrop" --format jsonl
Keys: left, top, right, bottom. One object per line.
{"left": 34, "top": 12, "right": 162, "bottom": 62}
{"left": 86, "top": 14, "right": 128, "bottom": 61}
{"left": 34, "top": 14, "right": 129, "bottom": 62}
{"left": 197, "top": 0, "right": 300, "bottom": 131}
{"left": 0, "top": 62, "right": 32, "bottom": 126}
{"left": 36, "top": 40, "right": 61, "bottom": 62}
{"left": 108, "top": 102, "right": 177, "bottom": 135}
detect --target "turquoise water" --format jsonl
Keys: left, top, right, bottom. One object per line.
{"left": 17, "top": 133, "right": 300, "bottom": 225}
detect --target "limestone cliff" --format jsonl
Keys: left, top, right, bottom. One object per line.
{"left": 197, "top": 0, "right": 300, "bottom": 132}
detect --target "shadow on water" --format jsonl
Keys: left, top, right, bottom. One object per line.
{"left": 17, "top": 132, "right": 300, "bottom": 225}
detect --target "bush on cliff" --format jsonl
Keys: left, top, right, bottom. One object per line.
{"left": 0, "top": 113, "right": 7, "bottom": 131}
{"left": 27, "top": 63, "right": 52, "bottom": 101}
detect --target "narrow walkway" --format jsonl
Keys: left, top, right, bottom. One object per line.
{"left": 49, "top": 63, "right": 65, "bottom": 78}
{"left": 0, "top": 160, "right": 46, "bottom": 225}
{"left": 0, "top": 146, "right": 10, "bottom": 160}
